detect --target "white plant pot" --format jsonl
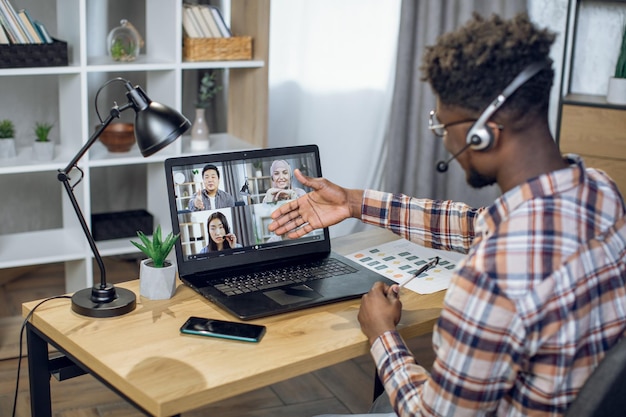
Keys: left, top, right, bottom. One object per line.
{"left": 139, "top": 259, "right": 177, "bottom": 300}
{"left": 32, "top": 141, "right": 55, "bottom": 161}
{"left": 0, "top": 138, "right": 17, "bottom": 159}
{"left": 606, "top": 77, "right": 626, "bottom": 105}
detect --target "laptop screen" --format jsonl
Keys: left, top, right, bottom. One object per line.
{"left": 164, "top": 145, "right": 329, "bottom": 278}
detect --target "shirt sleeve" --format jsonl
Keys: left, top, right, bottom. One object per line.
{"left": 372, "top": 267, "right": 524, "bottom": 417}
{"left": 361, "top": 189, "right": 481, "bottom": 253}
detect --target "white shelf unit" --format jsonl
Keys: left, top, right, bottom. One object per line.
{"left": 0, "top": 0, "right": 269, "bottom": 292}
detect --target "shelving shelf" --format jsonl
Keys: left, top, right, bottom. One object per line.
{"left": 0, "top": 0, "right": 269, "bottom": 291}
{"left": 557, "top": 0, "right": 626, "bottom": 195}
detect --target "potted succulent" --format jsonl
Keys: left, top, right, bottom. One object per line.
{"left": 131, "top": 225, "right": 180, "bottom": 300}
{"left": 607, "top": 25, "right": 626, "bottom": 105}
{"left": 0, "top": 119, "right": 17, "bottom": 159}
{"left": 190, "top": 71, "right": 223, "bottom": 151}
{"left": 32, "top": 121, "right": 55, "bottom": 161}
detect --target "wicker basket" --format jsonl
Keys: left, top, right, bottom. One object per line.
{"left": 0, "top": 39, "right": 68, "bottom": 69}
{"left": 183, "top": 36, "right": 252, "bottom": 61}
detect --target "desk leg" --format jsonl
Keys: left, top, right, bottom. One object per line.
{"left": 26, "top": 323, "right": 52, "bottom": 417}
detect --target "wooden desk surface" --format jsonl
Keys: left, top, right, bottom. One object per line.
{"left": 23, "top": 228, "right": 446, "bottom": 417}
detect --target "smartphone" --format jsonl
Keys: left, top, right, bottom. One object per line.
{"left": 180, "top": 316, "right": 266, "bottom": 343}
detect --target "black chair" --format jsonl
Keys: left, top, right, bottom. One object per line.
{"left": 565, "top": 337, "right": 626, "bottom": 417}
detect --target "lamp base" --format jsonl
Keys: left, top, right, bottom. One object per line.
{"left": 71, "top": 286, "right": 136, "bottom": 318}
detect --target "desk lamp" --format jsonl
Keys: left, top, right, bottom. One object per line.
{"left": 59, "top": 77, "right": 191, "bottom": 318}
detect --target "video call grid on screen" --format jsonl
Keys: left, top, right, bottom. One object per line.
{"left": 166, "top": 148, "right": 326, "bottom": 270}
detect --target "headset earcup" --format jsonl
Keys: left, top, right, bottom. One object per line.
{"left": 466, "top": 123, "right": 494, "bottom": 151}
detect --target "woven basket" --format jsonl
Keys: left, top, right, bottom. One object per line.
{"left": 0, "top": 39, "right": 68, "bottom": 68}
{"left": 183, "top": 36, "right": 252, "bottom": 61}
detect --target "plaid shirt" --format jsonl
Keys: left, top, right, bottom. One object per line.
{"left": 362, "top": 155, "right": 626, "bottom": 416}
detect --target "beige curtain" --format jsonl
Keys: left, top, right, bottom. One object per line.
{"left": 384, "top": 0, "right": 527, "bottom": 207}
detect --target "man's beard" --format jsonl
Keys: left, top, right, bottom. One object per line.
{"left": 467, "top": 168, "right": 496, "bottom": 189}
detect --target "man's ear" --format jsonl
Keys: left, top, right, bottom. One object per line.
{"left": 486, "top": 122, "right": 503, "bottom": 149}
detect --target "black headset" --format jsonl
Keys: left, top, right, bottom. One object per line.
{"left": 466, "top": 61, "right": 548, "bottom": 151}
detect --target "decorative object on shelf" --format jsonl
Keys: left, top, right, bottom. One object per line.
{"left": 190, "top": 108, "right": 210, "bottom": 151}
{"left": 192, "top": 168, "right": 202, "bottom": 183}
{"left": 0, "top": 119, "right": 16, "bottom": 159}
{"left": 190, "top": 71, "right": 222, "bottom": 151}
{"left": 107, "top": 19, "right": 144, "bottom": 62}
{"left": 99, "top": 122, "right": 136, "bottom": 152}
{"left": 131, "top": 225, "right": 180, "bottom": 300}
{"left": 607, "top": 25, "right": 626, "bottom": 105}
{"left": 32, "top": 121, "right": 55, "bottom": 161}
{"left": 60, "top": 77, "right": 190, "bottom": 318}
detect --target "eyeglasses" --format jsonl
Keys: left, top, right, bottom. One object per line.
{"left": 428, "top": 110, "right": 477, "bottom": 137}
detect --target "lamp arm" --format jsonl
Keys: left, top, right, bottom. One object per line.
{"left": 61, "top": 104, "right": 131, "bottom": 173}
{"left": 56, "top": 104, "right": 132, "bottom": 293}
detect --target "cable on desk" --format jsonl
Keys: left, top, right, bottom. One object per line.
{"left": 12, "top": 295, "right": 72, "bottom": 417}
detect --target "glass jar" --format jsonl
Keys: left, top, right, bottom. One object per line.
{"left": 107, "top": 19, "right": 143, "bottom": 62}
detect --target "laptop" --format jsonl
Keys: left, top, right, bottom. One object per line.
{"left": 164, "top": 145, "right": 393, "bottom": 320}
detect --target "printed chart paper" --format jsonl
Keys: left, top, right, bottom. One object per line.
{"left": 346, "top": 239, "right": 460, "bottom": 294}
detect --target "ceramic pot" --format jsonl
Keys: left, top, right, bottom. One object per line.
{"left": 190, "top": 108, "right": 210, "bottom": 151}
{"left": 139, "top": 259, "right": 177, "bottom": 300}
{"left": 99, "top": 123, "right": 135, "bottom": 152}
{"left": 32, "top": 141, "right": 54, "bottom": 161}
{"left": 607, "top": 77, "right": 626, "bottom": 105}
{"left": 0, "top": 138, "right": 16, "bottom": 159}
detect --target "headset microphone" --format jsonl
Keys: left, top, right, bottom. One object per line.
{"left": 436, "top": 139, "right": 478, "bottom": 173}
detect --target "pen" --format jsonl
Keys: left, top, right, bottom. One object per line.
{"left": 398, "top": 256, "right": 440, "bottom": 288}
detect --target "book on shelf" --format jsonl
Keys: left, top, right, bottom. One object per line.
{"left": 182, "top": 3, "right": 232, "bottom": 39}
{"left": 197, "top": 5, "right": 222, "bottom": 38}
{"left": 182, "top": 5, "right": 202, "bottom": 38}
{"left": 34, "top": 20, "right": 53, "bottom": 44}
{"left": 0, "top": 23, "right": 9, "bottom": 44}
{"left": 0, "top": 12, "right": 15, "bottom": 43}
{"left": 0, "top": 1, "right": 54, "bottom": 45}
{"left": 18, "top": 9, "right": 43, "bottom": 44}
{"left": 209, "top": 6, "right": 231, "bottom": 37}
{"left": 0, "top": 0, "right": 27, "bottom": 43}
{"left": 189, "top": 5, "right": 215, "bottom": 38}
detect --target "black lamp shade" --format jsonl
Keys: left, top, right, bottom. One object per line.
{"left": 134, "top": 101, "right": 191, "bottom": 157}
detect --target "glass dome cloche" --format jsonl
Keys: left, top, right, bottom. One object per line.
{"left": 107, "top": 19, "right": 144, "bottom": 62}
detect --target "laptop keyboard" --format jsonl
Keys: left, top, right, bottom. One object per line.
{"left": 213, "top": 258, "right": 357, "bottom": 296}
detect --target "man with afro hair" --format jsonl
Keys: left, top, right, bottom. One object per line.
{"left": 271, "top": 12, "right": 626, "bottom": 417}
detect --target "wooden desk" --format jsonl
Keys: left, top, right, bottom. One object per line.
{"left": 23, "top": 228, "right": 447, "bottom": 417}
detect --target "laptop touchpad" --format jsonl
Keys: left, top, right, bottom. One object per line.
{"left": 264, "top": 285, "right": 323, "bottom": 306}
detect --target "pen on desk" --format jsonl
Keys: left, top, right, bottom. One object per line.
{"left": 397, "top": 256, "right": 440, "bottom": 288}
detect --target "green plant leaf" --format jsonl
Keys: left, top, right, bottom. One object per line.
{"left": 130, "top": 225, "right": 179, "bottom": 269}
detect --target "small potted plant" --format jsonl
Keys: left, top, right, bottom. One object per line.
{"left": 131, "top": 225, "right": 180, "bottom": 300}
{"left": 0, "top": 119, "right": 17, "bottom": 159}
{"left": 607, "top": 24, "right": 626, "bottom": 105}
{"left": 190, "top": 71, "right": 223, "bottom": 151}
{"left": 32, "top": 121, "right": 55, "bottom": 161}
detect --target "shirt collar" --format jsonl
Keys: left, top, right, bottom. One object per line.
{"left": 476, "top": 154, "right": 585, "bottom": 235}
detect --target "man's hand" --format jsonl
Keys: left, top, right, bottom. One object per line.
{"left": 193, "top": 192, "right": 204, "bottom": 210}
{"left": 358, "top": 282, "right": 402, "bottom": 345}
{"left": 268, "top": 169, "right": 363, "bottom": 239}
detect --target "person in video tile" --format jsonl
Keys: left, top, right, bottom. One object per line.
{"left": 188, "top": 164, "right": 235, "bottom": 211}
{"left": 199, "top": 211, "right": 241, "bottom": 253}
{"left": 262, "top": 160, "right": 306, "bottom": 203}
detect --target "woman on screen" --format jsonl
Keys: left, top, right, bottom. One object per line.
{"left": 199, "top": 212, "right": 241, "bottom": 253}
{"left": 262, "top": 160, "right": 306, "bottom": 203}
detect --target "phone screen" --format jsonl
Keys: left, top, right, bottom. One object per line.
{"left": 180, "top": 316, "right": 266, "bottom": 342}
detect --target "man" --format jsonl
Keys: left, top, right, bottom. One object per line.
{"left": 269, "top": 13, "right": 626, "bottom": 417}
{"left": 188, "top": 164, "right": 235, "bottom": 211}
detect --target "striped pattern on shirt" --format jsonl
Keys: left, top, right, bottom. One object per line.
{"left": 364, "top": 156, "right": 626, "bottom": 416}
